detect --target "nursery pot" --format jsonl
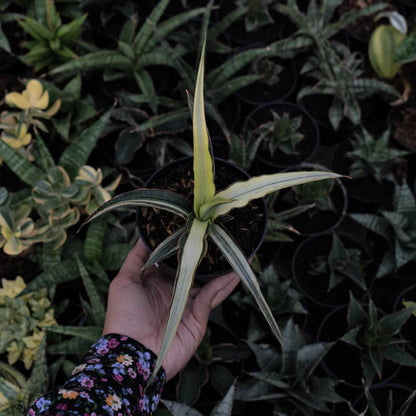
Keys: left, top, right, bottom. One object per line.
{"left": 243, "top": 101, "right": 320, "bottom": 171}
{"left": 291, "top": 232, "right": 374, "bottom": 309}
{"left": 317, "top": 305, "right": 401, "bottom": 388}
{"left": 332, "top": 140, "right": 395, "bottom": 210}
{"left": 137, "top": 156, "right": 267, "bottom": 283}
{"left": 274, "top": 162, "right": 347, "bottom": 236}
{"left": 236, "top": 59, "right": 298, "bottom": 106}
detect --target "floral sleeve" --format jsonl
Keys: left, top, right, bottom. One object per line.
{"left": 27, "top": 334, "right": 166, "bottom": 416}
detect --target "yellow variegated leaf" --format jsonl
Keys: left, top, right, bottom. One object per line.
{"left": 193, "top": 39, "right": 215, "bottom": 215}
{"left": 212, "top": 171, "right": 342, "bottom": 219}
{"left": 44, "top": 99, "right": 61, "bottom": 117}
{"left": 198, "top": 196, "right": 235, "bottom": 221}
{"left": 152, "top": 218, "right": 209, "bottom": 380}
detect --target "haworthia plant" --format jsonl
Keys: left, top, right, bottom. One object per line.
{"left": 83, "top": 38, "right": 341, "bottom": 380}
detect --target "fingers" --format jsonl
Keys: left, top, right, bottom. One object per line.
{"left": 117, "top": 239, "right": 150, "bottom": 281}
{"left": 192, "top": 272, "right": 240, "bottom": 324}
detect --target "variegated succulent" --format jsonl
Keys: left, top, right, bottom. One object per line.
{"left": 0, "top": 276, "right": 56, "bottom": 370}
{"left": 83, "top": 40, "right": 341, "bottom": 378}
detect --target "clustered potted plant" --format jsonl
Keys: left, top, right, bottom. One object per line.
{"left": 0, "top": 0, "right": 416, "bottom": 414}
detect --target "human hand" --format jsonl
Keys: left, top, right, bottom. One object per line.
{"left": 102, "top": 239, "right": 240, "bottom": 380}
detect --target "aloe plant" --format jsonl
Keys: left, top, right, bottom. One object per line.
{"left": 348, "top": 128, "right": 409, "bottom": 183}
{"left": 342, "top": 294, "right": 416, "bottom": 386}
{"left": 351, "top": 183, "right": 416, "bottom": 277}
{"left": 83, "top": 40, "right": 340, "bottom": 379}
{"left": 235, "top": 0, "right": 274, "bottom": 32}
{"left": 19, "top": 0, "right": 86, "bottom": 71}
{"left": 50, "top": 0, "right": 205, "bottom": 96}
{"left": 298, "top": 40, "right": 399, "bottom": 130}
{"left": 270, "top": 0, "right": 387, "bottom": 58}
{"left": 236, "top": 319, "right": 342, "bottom": 415}
{"left": 309, "top": 233, "right": 369, "bottom": 291}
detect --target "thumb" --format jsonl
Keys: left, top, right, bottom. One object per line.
{"left": 192, "top": 272, "right": 240, "bottom": 324}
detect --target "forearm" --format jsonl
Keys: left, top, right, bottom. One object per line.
{"left": 27, "top": 334, "right": 166, "bottom": 416}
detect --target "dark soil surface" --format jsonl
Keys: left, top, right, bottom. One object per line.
{"left": 137, "top": 158, "right": 266, "bottom": 277}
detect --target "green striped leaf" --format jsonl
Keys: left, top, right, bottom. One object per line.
{"left": 76, "top": 256, "right": 106, "bottom": 326}
{"left": 44, "top": 325, "right": 102, "bottom": 342}
{"left": 84, "top": 217, "right": 107, "bottom": 264}
{"left": 152, "top": 218, "right": 209, "bottom": 380}
{"left": 142, "top": 227, "right": 186, "bottom": 270}
{"left": 82, "top": 188, "right": 191, "bottom": 228}
{"left": 210, "top": 223, "right": 282, "bottom": 344}
{"left": 193, "top": 40, "right": 216, "bottom": 216}
{"left": 59, "top": 109, "right": 111, "bottom": 178}
{"left": 33, "top": 131, "right": 55, "bottom": 171}
{"left": 212, "top": 171, "right": 341, "bottom": 219}
{"left": 0, "top": 141, "right": 45, "bottom": 187}
{"left": 48, "top": 337, "right": 91, "bottom": 355}
{"left": 134, "top": 0, "right": 170, "bottom": 55}
{"left": 19, "top": 257, "right": 80, "bottom": 295}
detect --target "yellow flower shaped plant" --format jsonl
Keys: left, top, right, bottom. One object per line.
{"left": 0, "top": 276, "right": 56, "bottom": 369}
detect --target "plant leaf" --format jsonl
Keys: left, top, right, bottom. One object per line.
{"left": 210, "top": 224, "right": 282, "bottom": 344}
{"left": 152, "top": 218, "right": 209, "bottom": 380}
{"left": 59, "top": 109, "right": 111, "bottom": 178}
{"left": 193, "top": 39, "right": 216, "bottom": 216}
{"left": 143, "top": 227, "right": 186, "bottom": 270}
{"left": 212, "top": 171, "right": 341, "bottom": 219}
{"left": 82, "top": 189, "right": 192, "bottom": 229}
{"left": 44, "top": 325, "right": 102, "bottom": 342}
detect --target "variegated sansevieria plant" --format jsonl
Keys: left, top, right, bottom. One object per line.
{"left": 83, "top": 41, "right": 341, "bottom": 379}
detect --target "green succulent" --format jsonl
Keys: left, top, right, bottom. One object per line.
{"left": 234, "top": 264, "right": 306, "bottom": 341}
{"left": 254, "top": 110, "right": 304, "bottom": 157}
{"left": 348, "top": 128, "right": 409, "bottom": 183}
{"left": 298, "top": 41, "right": 399, "bottom": 130}
{"left": 292, "top": 176, "right": 335, "bottom": 213}
{"left": 19, "top": 0, "right": 86, "bottom": 71}
{"left": 342, "top": 294, "right": 416, "bottom": 386}
{"left": 236, "top": 319, "right": 342, "bottom": 415}
{"left": 0, "top": 276, "right": 56, "bottom": 370}
{"left": 235, "top": 0, "right": 274, "bottom": 32}
{"left": 251, "top": 57, "right": 282, "bottom": 86}
{"left": 351, "top": 183, "right": 416, "bottom": 277}
{"left": 309, "top": 233, "right": 369, "bottom": 291}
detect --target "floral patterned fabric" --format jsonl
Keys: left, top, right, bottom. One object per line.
{"left": 27, "top": 334, "right": 166, "bottom": 416}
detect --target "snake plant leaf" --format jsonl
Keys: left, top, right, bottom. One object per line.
{"left": 75, "top": 256, "right": 106, "bottom": 326}
{"left": 59, "top": 108, "right": 111, "bottom": 178}
{"left": 193, "top": 40, "right": 216, "bottom": 216}
{"left": 210, "top": 223, "right": 282, "bottom": 344}
{"left": 0, "top": 141, "right": 45, "bottom": 187}
{"left": 395, "top": 30, "right": 416, "bottom": 64}
{"left": 142, "top": 227, "right": 186, "bottom": 270}
{"left": 211, "top": 171, "right": 341, "bottom": 219}
{"left": 162, "top": 400, "right": 203, "bottom": 416}
{"left": 153, "top": 218, "right": 209, "bottom": 379}
{"left": 81, "top": 189, "right": 192, "bottom": 229}
{"left": 84, "top": 217, "right": 106, "bottom": 265}
{"left": 44, "top": 325, "right": 102, "bottom": 342}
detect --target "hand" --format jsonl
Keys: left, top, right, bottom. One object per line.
{"left": 102, "top": 239, "right": 240, "bottom": 380}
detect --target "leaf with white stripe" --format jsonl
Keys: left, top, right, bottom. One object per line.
{"left": 193, "top": 39, "right": 216, "bottom": 215}
{"left": 211, "top": 171, "right": 342, "bottom": 219}
{"left": 210, "top": 224, "right": 282, "bottom": 344}
{"left": 142, "top": 227, "right": 185, "bottom": 270}
{"left": 81, "top": 188, "right": 192, "bottom": 228}
{"left": 152, "top": 218, "right": 209, "bottom": 380}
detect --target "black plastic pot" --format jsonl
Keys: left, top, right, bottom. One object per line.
{"left": 273, "top": 162, "right": 347, "bottom": 236}
{"left": 137, "top": 156, "right": 267, "bottom": 283}
{"left": 317, "top": 305, "right": 401, "bottom": 388}
{"left": 332, "top": 140, "right": 395, "bottom": 210}
{"left": 291, "top": 232, "right": 374, "bottom": 308}
{"left": 352, "top": 383, "right": 416, "bottom": 414}
{"left": 243, "top": 101, "right": 320, "bottom": 171}
{"left": 236, "top": 58, "right": 298, "bottom": 106}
